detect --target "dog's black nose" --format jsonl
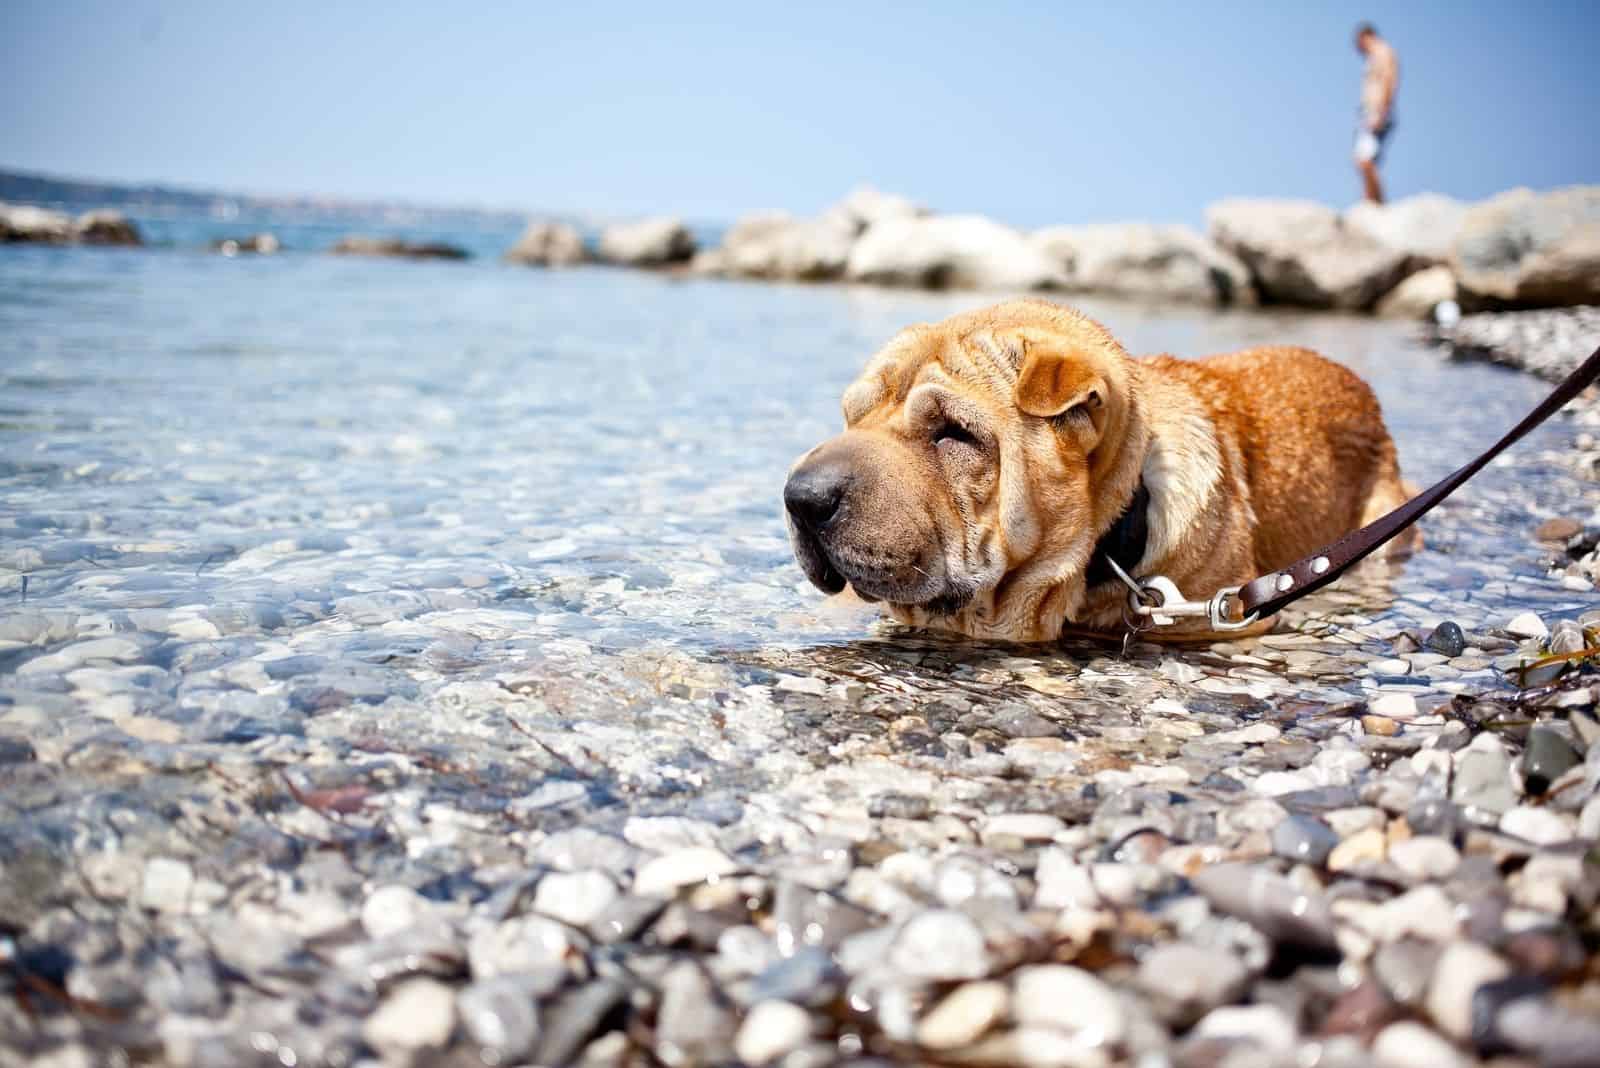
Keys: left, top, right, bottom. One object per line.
{"left": 784, "top": 459, "right": 850, "bottom": 532}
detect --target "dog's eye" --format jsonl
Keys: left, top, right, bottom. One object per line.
{"left": 932, "top": 421, "right": 981, "bottom": 449}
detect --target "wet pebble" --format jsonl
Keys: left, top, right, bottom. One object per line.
{"left": 1422, "top": 621, "right": 1467, "bottom": 658}
{"left": 1500, "top": 805, "right": 1574, "bottom": 845}
{"left": 1387, "top": 836, "right": 1460, "bottom": 882}
{"left": 736, "top": 1000, "right": 813, "bottom": 1065}
{"left": 917, "top": 980, "right": 1009, "bottom": 1051}
{"left": 363, "top": 977, "right": 457, "bottom": 1058}
{"left": 1372, "top": 1019, "right": 1469, "bottom": 1068}
{"left": 1136, "top": 943, "right": 1250, "bottom": 1025}
{"left": 458, "top": 976, "right": 543, "bottom": 1062}
{"left": 1521, "top": 727, "right": 1583, "bottom": 795}
{"left": 889, "top": 909, "right": 990, "bottom": 981}
{"left": 1505, "top": 611, "right": 1550, "bottom": 639}
{"left": 1013, "top": 964, "right": 1126, "bottom": 1046}
{"left": 535, "top": 870, "right": 620, "bottom": 927}
{"left": 1271, "top": 813, "right": 1339, "bottom": 867}
{"left": 633, "top": 846, "right": 738, "bottom": 898}
{"left": 1190, "top": 862, "right": 1337, "bottom": 951}
{"left": 1425, "top": 940, "right": 1510, "bottom": 1040}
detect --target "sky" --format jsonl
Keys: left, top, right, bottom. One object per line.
{"left": 3, "top": 1, "right": 1597, "bottom": 227}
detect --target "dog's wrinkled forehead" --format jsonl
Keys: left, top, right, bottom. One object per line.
{"left": 841, "top": 327, "right": 1023, "bottom": 425}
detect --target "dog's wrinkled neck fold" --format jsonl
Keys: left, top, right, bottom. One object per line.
{"left": 1084, "top": 479, "right": 1151, "bottom": 591}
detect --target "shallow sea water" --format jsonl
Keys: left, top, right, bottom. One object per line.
{"left": 0, "top": 242, "right": 1596, "bottom": 1061}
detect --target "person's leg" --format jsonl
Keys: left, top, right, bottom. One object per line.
{"left": 1359, "top": 159, "right": 1384, "bottom": 204}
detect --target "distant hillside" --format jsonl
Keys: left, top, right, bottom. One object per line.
{"left": 0, "top": 167, "right": 530, "bottom": 228}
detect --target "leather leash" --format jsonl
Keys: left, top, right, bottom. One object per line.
{"left": 1116, "top": 342, "right": 1600, "bottom": 631}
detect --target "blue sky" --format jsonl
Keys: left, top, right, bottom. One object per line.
{"left": 4, "top": 2, "right": 1597, "bottom": 226}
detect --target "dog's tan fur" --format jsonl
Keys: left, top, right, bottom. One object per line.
{"left": 784, "top": 299, "right": 1415, "bottom": 641}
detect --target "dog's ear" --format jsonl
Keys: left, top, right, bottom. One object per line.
{"left": 1014, "top": 339, "right": 1111, "bottom": 443}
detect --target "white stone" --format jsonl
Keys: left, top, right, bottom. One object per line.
{"left": 1369, "top": 693, "right": 1421, "bottom": 720}
{"left": 981, "top": 813, "right": 1066, "bottom": 842}
{"left": 917, "top": 980, "right": 1009, "bottom": 1051}
{"left": 1215, "top": 722, "right": 1281, "bottom": 744}
{"left": 1500, "top": 805, "right": 1575, "bottom": 846}
{"left": 364, "top": 977, "right": 457, "bottom": 1054}
{"left": 1253, "top": 770, "right": 1317, "bottom": 796}
{"left": 1034, "top": 848, "right": 1097, "bottom": 910}
{"left": 621, "top": 816, "right": 720, "bottom": 852}
{"left": 1388, "top": 837, "right": 1461, "bottom": 882}
{"left": 1425, "top": 941, "right": 1510, "bottom": 1040}
{"left": 735, "top": 1000, "right": 812, "bottom": 1065}
{"left": 467, "top": 915, "right": 573, "bottom": 979}
{"left": 1373, "top": 1020, "right": 1469, "bottom": 1068}
{"left": 845, "top": 215, "right": 1069, "bottom": 291}
{"left": 889, "top": 910, "right": 990, "bottom": 981}
{"left": 1013, "top": 965, "right": 1126, "bottom": 1047}
{"left": 1506, "top": 611, "right": 1549, "bottom": 639}
{"left": 139, "top": 857, "right": 195, "bottom": 913}
{"left": 534, "top": 869, "right": 619, "bottom": 927}
{"left": 361, "top": 884, "right": 436, "bottom": 939}
{"left": 1193, "top": 1004, "right": 1297, "bottom": 1052}
{"left": 633, "top": 847, "right": 738, "bottom": 897}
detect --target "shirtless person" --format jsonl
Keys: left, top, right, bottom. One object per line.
{"left": 1353, "top": 23, "right": 1399, "bottom": 204}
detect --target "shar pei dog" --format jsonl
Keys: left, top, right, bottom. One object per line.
{"left": 783, "top": 299, "right": 1416, "bottom": 641}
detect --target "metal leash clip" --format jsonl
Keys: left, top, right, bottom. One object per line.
{"left": 1104, "top": 558, "right": 1260, "bottom": 631}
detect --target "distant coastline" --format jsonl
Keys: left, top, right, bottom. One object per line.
{"left": 4, "top": 167, "right": 1595, "bottom": 321}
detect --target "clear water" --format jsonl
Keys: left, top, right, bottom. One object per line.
{"left": 0, "top": 235, "right": 1593, "bottom": 812}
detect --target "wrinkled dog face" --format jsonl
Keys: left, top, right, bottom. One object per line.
{"left": 783, "top": 301, "right": 1135, "bottom": 639}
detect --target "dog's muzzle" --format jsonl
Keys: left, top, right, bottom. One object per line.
{"left": 783, "top": 453, "right": 850, "bottom": 595}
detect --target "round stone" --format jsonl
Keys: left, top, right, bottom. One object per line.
{"left": 889, "top": 910, "right": 990, "bottom": 981}
{"left": 1505, "top": 612, "right": 1549, "bottom": 640}
{"left": 1013, "top": 965, "right": 1126, "bottom": 1047}
{"left": 1373, "top": 1020, "right": 1468, "bottom": 1068}
{"left": 916, "top": 980, "right": 1009, "bottom": 1051}
{"left": 1271, "top": 814, "right": 1339, "bottom": 867}
{"left": 364, "top": 978, "right": 457, "bottom": 1055}
{"left": 735, "top": 1000, "right": 812, "bottom": 1065}
{"left": 534, "top": 870, "right": 620, "bottom": 927}
{"left": 1425, "top": 941, "right": 1510, "bottom": 1040}
{"left": 1422, "top": 622, "right": 1467, "bottom": 658}
{"left": 633, "top": 847, "right": 738, "bottom": 897}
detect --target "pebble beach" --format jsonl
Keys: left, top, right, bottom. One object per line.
{"left": 2, "top": 232, "right": 1598, "bottom": 1068}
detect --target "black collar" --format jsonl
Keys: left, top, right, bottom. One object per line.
{"left": 1085, "top": 481, "right": 1150, "bottom": 591}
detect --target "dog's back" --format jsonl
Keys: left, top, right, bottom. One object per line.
{"left": 1146, "top": 346, "right": 1416, "bottom": 572}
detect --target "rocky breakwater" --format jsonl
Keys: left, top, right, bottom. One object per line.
{"left": 692, "top": 187, "right": 923, "bottom": 282}
{"left": 1207, "top": 198, "right": 1414, "bottom": 312}
{"left": 0, "top": 201, "right": 142, "bottom": 246}
{"left": 504, "top": 220, "right": 586, "bottom": 266}
{"left": 1034, "top": 222, "right": 1256, "bottom": 307}
{"left": 678, "top": 184, "right": 1599, "bottom": 319}
{"left": 330, "top": 235, "right": 470, "bottom": 261}
{"left": 597, "top": 216, "right": 696, "bottom": 267}
{"left": 1453, "top": 186, "right": 1600, "bottom": 309}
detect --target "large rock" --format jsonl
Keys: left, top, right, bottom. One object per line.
{"left": 693, "top": 212, "right": 855, "bottom": 281}
{"left": 1033, "top": 222, "right": 1254, "bottom": 306}
{"left": 331, "top": 236, "right": 468, "bottom": 261}
{"left": 211, "top": 233, "right": 280, "bottom": 256}
{"left": 1207, "top": 198, "right": 1413, "bottom": 310}
{"left": 1345, "top": 194, "right": 1467, "bottom": 265}
{"left": 0, "top": 202, "right": 75, "bottom": 244}
{"left": 845, "top": 215, "right": 1067, "bottom": 291}
{"left": 1375, "top": 265, "right": 1457, "bottom": 319}
{"left": 820, "top": 186, "right": 927, "bottom": 235}
{"left": 74, "top": 210, "right": 142, "bottom": 246}
{"left": 504, "top": 221, "right": 586, "bottom": 267}
{"left": 1453, "top": 186, "right": 1600, "bottom": 307}
{"left": 597, "top": 217, "right": 695, "bottom": 267}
